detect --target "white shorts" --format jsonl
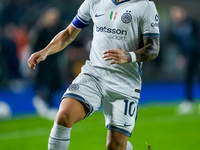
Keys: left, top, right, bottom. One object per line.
{"left": 62, "top": 73, "right": 138, "bottom": 137}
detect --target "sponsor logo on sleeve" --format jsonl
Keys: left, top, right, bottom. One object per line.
{"left": 155, "top": 14, "right": 159, "bottom": 21}
{"left": 151, "top": 14, "right": 159, "bottom": 27}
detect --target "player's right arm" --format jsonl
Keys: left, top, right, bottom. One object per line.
{"left": 27, "top": 24, "right": 81, "bottom": 70}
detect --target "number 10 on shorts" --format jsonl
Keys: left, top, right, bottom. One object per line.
{"left": 124, "top": 100, "right": 135, "bottom": 117}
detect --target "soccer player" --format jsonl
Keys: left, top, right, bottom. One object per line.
{"left": 28, "top": 0, "right": 160, "bottom": 149}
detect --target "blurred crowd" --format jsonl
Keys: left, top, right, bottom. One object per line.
{"left": 0, "top": 0, "right": 90, "bottom": 92}
{"left": 0, "top": 0, "right": 93, "bottom": 119}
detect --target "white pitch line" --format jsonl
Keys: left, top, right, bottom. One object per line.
{"left": 0, "top": 128, "right": 50, "bottom": 140}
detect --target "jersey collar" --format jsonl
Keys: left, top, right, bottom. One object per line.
{"left": 111, "top": 0, "right": 130, "bottom": 5}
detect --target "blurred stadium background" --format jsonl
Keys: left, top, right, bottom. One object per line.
{"left": 0, "top": 0, "right": 200, "bottom": 150}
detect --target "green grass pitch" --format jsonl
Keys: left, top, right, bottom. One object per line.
{"left": 0, "top": 103, "right": 200, "bottom": 150}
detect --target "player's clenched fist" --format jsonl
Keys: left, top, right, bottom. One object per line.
{"left": 27, "top": 50, "right": 48, "bottom": 70}
{"left": 103, "top": 49, "right": 128, "bottom": 64}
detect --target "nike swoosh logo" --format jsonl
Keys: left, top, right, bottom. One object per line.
{"left": 124, "top": 123, "right": 132, "bottom": 127}
{"left": 95, "top": 14, "right": 105, "bottom": 17}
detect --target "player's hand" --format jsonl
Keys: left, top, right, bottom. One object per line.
{"left": 27, "top": 50, "right": 48, "bottom": 70}
{"left": 103, "top": 49, "right": 128, "bottom": 64}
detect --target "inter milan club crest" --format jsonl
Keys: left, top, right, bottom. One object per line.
{"left": 110, "top": 11, "right": 118, "bottom": 21}
{"left": 68, "top": 84, "right": 79, "bottom": 91}
{"left": 121, "top": 10, "right": 132, "bottom": 24}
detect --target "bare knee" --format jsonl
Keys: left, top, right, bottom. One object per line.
{"left": 55, "top": 109, "right": 74, "bottom": 128}
{"left": 55, "top": 98, "right": 88, "bottom": 128}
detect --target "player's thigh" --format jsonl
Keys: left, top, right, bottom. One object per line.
{"left": 106, "top": 129, "right": 128, "bottom": 150}
{"left": 55, "top": 97, "right": 88, "bottom": 127}
{"left": 57, "top": 73, "right": 102, "bottom": 127}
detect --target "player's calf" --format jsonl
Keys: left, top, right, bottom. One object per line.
{"left": 106, "top": 130, "right": 130, "bottom": 150}
{"left": 48, "top": 122, "right": 71, "bottom": 150}
{"left": 106, "top": 140, "right": 133, "bottom": 150}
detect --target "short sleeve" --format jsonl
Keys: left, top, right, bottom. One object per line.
{"left": 71, "top": 0, "right": 92, "bottom": 30}
{"left": 140, "top": 2, "right": 160, "bottom": 38}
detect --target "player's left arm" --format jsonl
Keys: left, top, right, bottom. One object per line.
{"left": 103, "top": 37, "right": 160, "bottom": 64}
{"left": 134, "top": 37, "right": 160, "bottom": 62}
